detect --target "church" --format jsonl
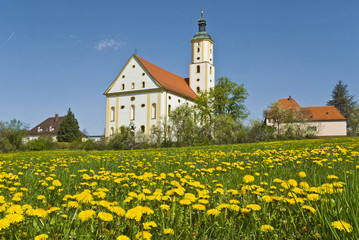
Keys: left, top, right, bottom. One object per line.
{"left": 104, "top": 12, "right": 215, "bottom": 137}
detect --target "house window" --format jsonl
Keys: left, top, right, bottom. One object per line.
{"left": 130, "top": 105, "right": 135, "bottom": 120}
{"left": 197, "top": 65, "right": 200, "bottom": 73}
{"left": 110, "top": 127, "right": 114, "bottom": 136}
{"left": 307, "top": 126, "right": 317, "bottom": 132}
{"left": 37, "top": 127, "right": 42, "bottom": 132}
{"left": 140, "top": 125, "right": 145, "bottom": 133}
{"left": 151, "top": 125, "right": 156, "bottom": 134}
{"left": 151, "top": 103, "right": 157, "bottom": 119}
{"left": 131, "top": 83, "right": 135, "bottom": 89}
{"left": 121, "top": 84, "right": 125, "bottom": 90}
{"left": 142, "top": 82, "right": 145, "bottom": 88}
{"left": 196, "top": 87, "right": 200, "bottom": 93}
{"left": 168, "top": 105, "right": 171, "bottom": 115}
{"left": 110, "top": 107, "right": 115, "bottom": 122}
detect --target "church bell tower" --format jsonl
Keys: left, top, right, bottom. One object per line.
{"left": 189, "top": 11, "right": 215, "bottom": 94}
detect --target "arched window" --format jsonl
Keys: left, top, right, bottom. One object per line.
{"left": 121, "top": 84, "right": 125, "bottom": 90}
{"left": 131, "top": 83, "right": 135, "bottom": 89}
{"left": 196, "top": 87, "right": 200, "bottom": 93}
{"left": 110, "top": 127, "right": 114, "bottom": 136}
{"left": 110, "top": 107, "right": 115, "bottom": 122}
{"left": 210, "top": 66, "right": 212, "bottom": 74}
{"left": 140, "top": 125, "right": 145, "bottom": 133}
{"left": 196, "top": 65, "right": 200, "bottom": 73}
{"left": 168, "top": 105, "right": 171, "bottom": 115}
{"left": 151, "top": 103, "right": 157, "bottom": 119}
{"left": 197, "top": 47, "right": 200, "bottom": 53}
{"left": 142, "top": 81, "right": 145, "bottom": 88}
{"left": 130, "top": 105, "right": 135, "bottom": 120}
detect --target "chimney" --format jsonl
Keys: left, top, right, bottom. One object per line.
{"left": 288, "top": 95, "right": 292, "bottom": 101}
{"left": 55, "top": 114, "right": 59, "bottom": 122}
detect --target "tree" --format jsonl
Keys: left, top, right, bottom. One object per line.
{"left": 210, "top": 77, "right": 248, "bottom": 122}
{"left": 348, "top": 105, "right": 359, "bottom": 136}
{"left": 57, "top": 108, "right": 82, "bottom": 142}
{"left": 327, "top": 80, "right": 356, "bottom": 127}
{"left": 0, "top": 119, "right": 29, "bottom": 152}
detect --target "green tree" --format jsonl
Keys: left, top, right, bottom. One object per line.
{"left": 327, "top": 80, "right": 356, "bottom": 127}
{"left": 211, "top": 77, "right": 248, "bottom": 122}
{"left": 57, "top": 108, "right": 82, "bottom": 142}
{"left": 348, "top": 105, "right": 359, "bottom": 136}
{"left": 0, "top": 119, "right": 29, "bottom": 152}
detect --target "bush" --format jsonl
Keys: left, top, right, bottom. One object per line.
{"left": 26, "top": 136, "right": 54, "bottom": 151}
{"left": 108, "top": 126, "right": 135, "bottom": 150}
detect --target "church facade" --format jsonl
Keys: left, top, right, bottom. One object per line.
{"left": 104, "top": 13, "right": 215, "bottom": 137}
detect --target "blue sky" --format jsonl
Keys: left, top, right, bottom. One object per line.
{"left": 1, "top": 0, "right": 358, "bottom": 135}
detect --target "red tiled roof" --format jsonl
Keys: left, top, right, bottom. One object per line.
{"left": 135, "top": 55, "right": 197, "bottom": 100}
{"left": 300, "top": 106, "right": 346, "bottom": 121}
{"left": 277, "top": 97, "right": 301, "bottom": 108}
{"left": 26, "top": 115, "right": 65, "bottom": 136}
{"left": 266, "top": 97, "right": 346, "bottom": 121}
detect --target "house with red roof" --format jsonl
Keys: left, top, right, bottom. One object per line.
{"left": 265, "top": 96, "right": 347, "bottom": 137}
{"left": 104, "top": 12, "right": 215, "bottom": 137}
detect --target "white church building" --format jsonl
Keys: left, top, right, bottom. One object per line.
{"left": 104, "top": 12, "right": 215, "bottom": 137}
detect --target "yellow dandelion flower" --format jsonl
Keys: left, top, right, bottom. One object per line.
{"left": 47, "top": 207, "right": 60, "bottom": 213}
{"left": 262, "top": 195, "right": 273, "bottom": 203}
{"left": 117, "top": 235, "right": 130, "bottom": 240}
{"left": 32, "top": 208, "right": 48, "bottom": 218}
{"left": 302, "top": 205, "right": 316, "bottom": 213}
{"left": 0, "top": 218, "right": 10, "bottom": 230}
{"left": 135, "top": 231, "right": 152, "bottom": 240}
{"left": 230, "top": 204, "right": 240, "bottom": 211}
{"left": 246, "top": 204, "right": 261, "bottom": 211}
{"left": 164, "top": 228, "right": 174, "bottom": 235}
{"left": 34, "top": 234, "right": 48, "bottom": 240}
{"left": 331, "top": 220, "right": 352, "bottom": 233}
{"left": 192, "top": 204, "right": 206, "bottom": 211}
{"left": 206, "top": 209, "right": 220, "bottom": 216}
{"left": 143, "top": 221, "right": 157, "bottom": 230}
{"left": 37, "top": 195, "right": 46, "bottom": 200}
{"left": 260, "top": 224, "right": 274, "bottom": 232}
{"left": 298, "top": 171, "right": 306, "bottom": 178}
{"left": 78, "top": 210, "right": 96, "bottom": 221}
{"left": 98, "top": 212, "right": 113, "bottom": 222}
{"left": 160, "top": 204, "right": 170, "bottom": 211}
{"left": 5, "top": 214, "right": 24, "bottom": 223}
{"left": 109, "top": 206, "right": 125, "bottom": 216}
{"left": 179, "top": 198, "right": 192, "bottom": 205}
{"left": 243, "top": 175, "right": 255, "bottom": 183}
{"left": 52, "top": 180, "right": 62, "bottom": 187}
{"left": 241, "top": 208, "right": 251, "bottom": 213}
{"left": 327, "top": 175, "right": 338, "bottom": 180}
{"left": 307, "top": 194, "right": 320, "bottom": 201}
{"left": 125, "top": 207, "right": 143, "bottom": 221}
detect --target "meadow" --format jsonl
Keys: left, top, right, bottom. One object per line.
{"left": 0, "top": 137, "right": 358, "bottom": 239}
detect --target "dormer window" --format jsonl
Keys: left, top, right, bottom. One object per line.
{"left": 49, "top": 126, "right": 54, "bottom": 132}
{"left": 37, "top": 127, "right": 42, "bottom": 132}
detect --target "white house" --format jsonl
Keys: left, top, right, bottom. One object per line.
{"left": 104, "top": 12, "right": 215, "bottom": 137}
{"left": 265, "top": 96, "right": 347, "bottom": 137}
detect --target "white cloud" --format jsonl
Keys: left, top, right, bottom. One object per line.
{"left": 94, "top": 39, "right": 125, "bottom": 51}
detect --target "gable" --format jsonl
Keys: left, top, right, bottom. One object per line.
{"left": 104, "top": 55, "right": 162, "bottom": 95}
{"left": 136, "top": 56, "right": 197, "bottom": 100}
